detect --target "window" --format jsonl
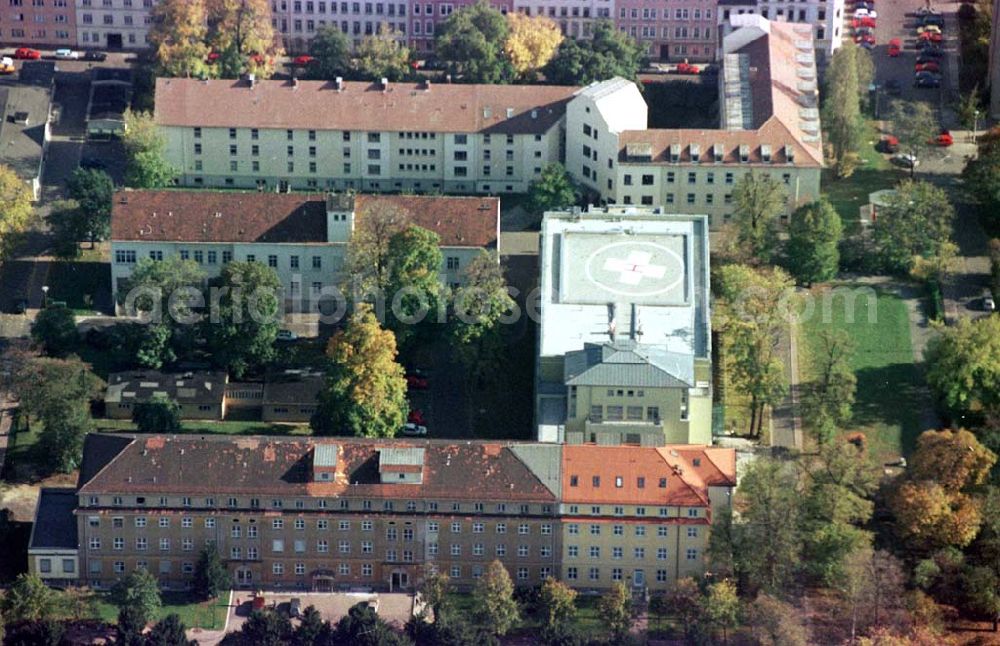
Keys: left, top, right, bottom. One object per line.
{"left": 451, "top": 522, "right": 461, "bottom": 533}
{"left": 686, "top": 548, "right": 698, "bottom": 560}
{"left": 496, "top": 544, "right": 506, "bottom": 556}
{"left": 589, "top": 567, "right": 600, "bottom": 581}
{"left": 688, "top": 527, "right": 699, "bottom": 538}
{"left": 272, "top": 539, "right": 285, "bottom": 553}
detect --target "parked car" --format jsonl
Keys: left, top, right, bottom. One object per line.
{"left": 854, "top": 33, "right": 876, "bottom": 45}
{"left": 401, "top": 423, "right": 428, "bottom": 436}
{"left": 884, "top": 79, "right": 902, "bottom": 95}
{"left": 13, "top": 47, "right": 40, "bottom": 60}
{"left": 919, "top": 14, "right": 945, "bottom": 28}
{"left": 674, "top": 61, "right": 700, "bottom": 74}
{"left": 276, "top": 329, "right": 298, "bottom": 341}
{"left": 54, "top": 48, "right": 79, "bottom": 59}
{"left": 406, "top": 374, "right": 429, "bottom": 390}
{"left": 914, "top": 60, "right": 940, "bottom": 73}
{"left": 408, "top": 409, "right": 426, "bottom": 425}
{"left": 933, "top": 130, "right": 954, "bottom": 146}
{"left": 916, "top": 6, "right": 940, "bottom": 14}
{"left": 854, "top": 7, "right": 877, "bottom": 18}
{"left": 983, "top": 290, "right": 996, "bottom": 312}
{"left": 292, "top": 55, "right": 314, "bottom": 66}
{"left": 879, "top": 135, "right": 899, "bottom": 153}
{"left": 853, "top": 17, "right": 876, "bottom": 28}
{"left": 914, "top": 71, "right": 941, "bottom": 88}
{"left": 888, "top": 38, "right": 902, "bottom": 56}
{"left": 206, "top": 51, "right": 221, "bottom": 63}
{"left": 80, "top": 157, "right": 107, "bottom": 170}
{"left": 916, "top": 52, "right": 942, "bottom": 65}
{"left": 859, "top": 40, "right": 875, "bottom": 50}
{"left": 0, "top": 57, "right": 14, "bottom": 74}
{"left": 289, "top": 598, "right": 302, "bottom": 618}
{"left": 82, "top": 50, "right": 107, "bottom": 62}
{"left": 892, "top": 153, "right": 920, "bottom": 168}
{"left": 918, "top": 31, "right": 943, "bottom": 43}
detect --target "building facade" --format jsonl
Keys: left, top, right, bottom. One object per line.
{"left": 75, "top": 0, "right": 155, "bottom": 50}
{"left": 717, "top": 0, "right": 844, "bottom": 67}
{"left": 0, "top": 0, "right": 76, "bottom": 48}
{"left": 31, "top": 434, "right": 735, "bottom": 593}
{"left": 614, "top": 0, "right": 716, "bottom": 61}
{"left": 105, "top": 371, "right": 229, "bottom": 420}
{"left": 536, "top": 207, "right": 712, "bottom": 446}
{"left": 565, "top": 19, "right": 823, "bottom": 227}
{"left": 990, "top": 0, "right": 1000, "bottom": 118}
{"left": 109, "top": 190, "right": 500, "bottom": 311}
{"left": 272, "top": 0, "right": 412, "bottom": 53}
{"left": 154, "top": 77, "right": 575, "bottom": 194}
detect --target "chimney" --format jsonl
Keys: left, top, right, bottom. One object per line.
{"left": 246, "top": 73, "right": 256, "bottom": 88}
{"left": 530, "top": 109, "right": 538, "bottom": 119}
{"left": 335, "top": 76, "right": 344, "bottom": 91}
{"left": 291, "top": 76, "right": 299, "bottom": 88}
{"left": 629, "top": 303, "right": 637, "bottom": 340}
{"left": 380, "top": 77, "right": 389, "bottom": 91}
{"left": 423, "top": 78, "right": 431, "bottom": 92}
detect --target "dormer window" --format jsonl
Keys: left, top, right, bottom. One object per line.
{"left": 714, "top": 143, "right": 724, "bottom": 162}
{"left": 669, "top": 143, "right": 680, "bottom": 163}
{"left": 785, "top": 144, "right": 795, "bottom": 163}
{"left": 690, "top": 144, "right": 700, "bottom": 163}
{"left": 761, "top": 144, "right": 772, "bottom": 163}
{"left": 739, "top": 145, "right": 750, "bottom": 163}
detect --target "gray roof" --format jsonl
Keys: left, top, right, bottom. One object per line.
{"left": 0, "top": 83, "right": 51, "bottom": 185}
{"left": 509, "top": 444, "right": 562, "bottom": 498}
{"left": 564, "top": 341, "right": 694, "bottom": 388}
{"left": 77, "top": 433, "right": 134, "bottom": 489}
{"left": 29, "top": 488, "right": 78, "bottom": 550}
{"left": 105, "top": 370, "right": 227, "bottom": 406}
{"left": 380, "top": 447, "right": 425, "bottom": 467}
{"left": 313, "top": 444, "right": 338, "bottom": 467}
{"left": 262, "top": 369, "right": 325, "bottom": 406}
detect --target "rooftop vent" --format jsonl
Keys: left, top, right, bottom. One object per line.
{"left": 739, "top": 144, "right": 750, "bottom": 163}
{"left": 380, "top": 77, "right": 389, "bottom": 91}
{"left": 714, "top": 143, "right": 725, "bottom": 162}
{"left": 334, "top": 76, "right": 344, "bottom": 91}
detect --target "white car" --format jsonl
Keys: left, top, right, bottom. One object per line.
{"left": 854, "top": 8, "right": 877, "bottom": 18}
{"left": 276, "top": 329, "right": 298, "bottom": 341}
{"left": 54, "top": 49, "right": 80, "bottom": 59}
{"left": 401, "top": 423, "right": 428, "bottom": 436}
{"left": 892, "top": 153, "right": 919, "bottom": 169}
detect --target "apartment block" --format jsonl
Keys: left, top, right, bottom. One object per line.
{"left": 273, "top": 0, "right": 412, "bottom": 53}
{"left": 75, "top": 0, "right": 155, "bottom": 50}
{"left": 511, "top": 0, "right": 611, "bottom": 41}
{"left": 109, "top": 189, "right": 499, "bottom": 310}
{"left": 614, "top": 0, "right": 716, "bottom": 61}
{"left": 718, "top": 0, "right": 845, "bottom": 67}
{"left": 536, "top": 207, "right": 712, "bottom": 446}
{"left": 154, "top": 77, "right": 574, "bottom": 194}
{"left": 566, "top": 18, "right": 822, "bottom": 227}
{"left": 0, "top": 0, "right": 76, "bottom": 48}
{"left": 30, "top": 434, "right": 735, "bottom": 592}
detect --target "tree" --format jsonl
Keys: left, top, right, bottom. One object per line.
{"left": 504, "top": 14, "right": 562, "bottom": 79}
{"left": 543, "top": 21, "right": 644, "bottom": 85}
{"left": 800, "top": 330, "right": 856, "bottom": 444}
{"left": 961, "top": 566, "right": 1000, "bottom": 630}
{"left": 31, "top": 305, "right": 78, "bottom": 357}
{"left": 822, "top": 41, "right": 866, "bottom": 177}
{"left": 956, "top": 85, "right": 984, "bottom": 132}
{"left": 0, "top": 164, "right": 34, "bottom": 260}
{"left": 748, "top": 594, "right": 809, "bottom": 646}
{"left": 528, "top": 163, "right": 580, "bottom": 213}
{"left": 383, "top": 225, "right": 444, "bottom": 349}
{"left": 962, "top": 140, "right": 1000, "bottom": 230}
{"left": 192, "top": 545, "right": 230, "bottom": 600}
{"left": 732, "top": 457, "right": 802, "bottom": 593}
{"left": 842, "top": 548, "right": 908, "bottom": 638}
{"left": 110, "top": 569, "right": 162, "bottom": 629}
{"left": 311, "top": 304, "right": 408, "bottom": 437}
{"left": 538, "top": 577, "right": 577, "bottom": 633}
{"left": 147, "top": 613, "right": 195, "bottom": 646}
{"left": 307, "top": 25, "right": 351, "bottom": 80}
{"left": 887, "top": 100, "right": 939, "bottom": 178}
{"left": 731, "top": 170, "right": 787, "bottom": 263}
{"left": 47, "top": 199, "right": 84, "bottom": 259}
{"left": 66, "top": 168, "right": 113, "bottom": 246}
{"left": 926, "top": 316, "right": 1000, "bottom": 415}
{"left": 203, "top": 261, "right": 280, "bottom": 378}
{"left": 205, "top": 0, "right": 281, "bottom": 79}
{"left": 699, "top": 580, "right": 739, "bottom": 645}
{"left": 1, "top": 574, "right": 54, "bottom": 623}
{"left": 450, "top": 252, "right": 514, "bottom": 347}
{"left": 785, "top": 199, "right": 842, "bottom": 286}
{"left": 222, "top": 609, "right": 292, "bottom": 646}
{"left": 417, "top": 565, "right": 450, "bottom": 624}
{"left": 597, "top": 582, "right": 632, "bottom": 642}
{"left": 293, "top": 606, "right": 331, "bottom": 646}
{"left": 472, "top": 560, "right": 519, "bottom": 637}
{"left": 344, "top": 200, "right": 410, "bottom": 299}
{"left": 3, "top": 619, "right": 64, "bottom": 646}
{"left": 332, "top": 602, "right": 410, "bottom": 646}
{"left": 712, "top": 264, "right": 792, "bottom": 437}
{"left": 435, "top": 1, "right": 510, "bottom": 83}
{"left": 873, "top": 180, "right": 955, "bottom": 274}
{"left": 123, "top": 109, "right": 177, "bottom": 188}
{"left": 908, "top": 428, "right": 995, "bottom": 490}
{"left": 132, "top": 394, "right": 183, "bottom": 434}
{"left": 356, "top": 24, "right": 411, "bottom": 81}
{"left": 663, "top": 577, "right": 701, "bottom": 641}
{"left": 149, "top": 0, "right": 211, "bottom": 78}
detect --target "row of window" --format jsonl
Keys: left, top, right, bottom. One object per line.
{"left": 583, "top": 404, "right": 661, "bottom": 423}
{"left": 285, "top": 1, "right": 408, "bottom": 16}
{"left": 198, "top": 128, "right": 534, "bottom": 147}
{"left": 619, "top": 7, "right": 713, "bottom": 20}
{"left": 565, "top": 565, "right": 690, "bottom": 582}
{"left": 566, "top": 541, "right": 699, "bottom": 560}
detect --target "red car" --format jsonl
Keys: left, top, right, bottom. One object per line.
{"left": 408, "top": 409, "right": 426, "bottom": 425}
{"left": 879, "top": 135, "right": 899, "bottom": 153}
{"left": 934, "top": 130, "right": 953, "bottom": 146}
{"left": 205, "top": 51, "right": 220, "bottom": 63}
{"left": 854, "top": 34, "right": 876, "bottom": 45}
{"left": 14, "top": 47, "right": 40, "bottom": 60}
{"left": 292, "top": 55, "right": 314, "bottom": 66}
{"left": 406, "top": 374, "right": 429, "bottom": 390}
{"left": 888, "top": 38, "right": 902, "bottom": 56}
{"left": 915, "top": 61, "right": 940, "bottom": 73}
{"left": 918, "top": 31, "right": 943, "bottom": 43}
{"left": 852, "top": 17, "right": 876, "bottom": 29}
{"left": 675, "top": 61, "right": 700, "bottom": 74}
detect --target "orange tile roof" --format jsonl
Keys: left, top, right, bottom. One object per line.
{"left": 153, "top": 77, "right": 579, "bottom": 134}
{"left": 354, "top": 194, "right": 499, "bottom": 248}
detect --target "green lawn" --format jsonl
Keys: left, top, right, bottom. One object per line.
{"left": 98, "top": 418, "right": 312, "bottom": 436}
{"left": 86, "top": 591, "right": 229, "bottom": 630}
{"left": 798, "top": 284, "right": 923, "bottom": 458}
{"left": 442, "top": 592, "right": 610, "bottom": 641}
{"left": 4, "top": 415, "right": 43, "bottom": 482}
{"left": 821, "top": 121, "right": 899, "bottom": 229}
{"left": 46, "top": 260, "right": 112, "bottom": 314}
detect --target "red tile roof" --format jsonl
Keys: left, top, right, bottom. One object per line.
{"left": 111, "top": 190, "right": 500, "bottom": 249}
{"left": 153, "top": 78, "right": 579, "bottom": 134}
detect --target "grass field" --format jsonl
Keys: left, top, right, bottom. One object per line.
{"left": 821, "top": 120, "right": 900, "bottom": 228}
{"left": 798, "top": 284, "right": 923, "bottom": 458}
{"left": 83, "top": 591, "right": 229, "bottom": 630}
{"left": 4, "top": 415, "right": 42, "bottom": 482}
{"left": 97, "top": 418, "right": 312, "bottom": 436}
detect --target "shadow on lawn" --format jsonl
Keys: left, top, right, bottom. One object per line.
{"left": 851, "top": 362, "right": 925, "bottom": 456}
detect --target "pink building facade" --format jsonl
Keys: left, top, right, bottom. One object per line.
{"left": 1, "top": 0, "right": 76, "bottom": 48}
{"left": 409, "top": 0, "right": 513, "bottom": 55}
{"left": 511, "top": 0, "right": 613, "bottom": 40}
{"left": 272, "top": 0, "right": 411, "bottom": 53}
{"left": 615, "top": 0, "right": 717, "bottom": 61}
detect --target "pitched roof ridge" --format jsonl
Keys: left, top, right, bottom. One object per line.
{"left": 78, "top": 433, "right": 137, "bottom": 492}
{"left": 655, "top": 447, "right": 710, "bottom": 506}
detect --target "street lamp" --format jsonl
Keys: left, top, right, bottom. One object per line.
{"left": 974, "top": 109, "right": 980, "bottom": 146}
{"left": 41, "top": 285, "right": 48, "bottom": 308}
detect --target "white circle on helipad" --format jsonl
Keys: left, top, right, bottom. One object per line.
{"left": 584, "top": 240, "right": 685, "bottom": 298}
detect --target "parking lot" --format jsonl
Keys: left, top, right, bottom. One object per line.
{"left": 226, "top": 591, "right": 416, "bottom": 633}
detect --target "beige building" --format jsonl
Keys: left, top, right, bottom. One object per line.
{"left": 30, "top": 434, "right": 735, "bottom": 593}
{"left": 261, "top": 369, "right": 325, "bottom": 423}
{"left": 75, "top": 0, "right": 154, "bottom": 50}
{"left": 29, "top": 489, "right": 80, "bottom": 586}
{"left": 153, "top": 77, "right": 576, "bottom": 194}
{"left": 109, "top": 190, "right": 500, "bottom": 312}
{"left": 565, "top": 19, "right": 822, "bottom": 228}
{"left": 105, "top": 371, "right": 228, "bottom": 421}
{"left": 536, "top": 207, "right": 713, "bottom": 446}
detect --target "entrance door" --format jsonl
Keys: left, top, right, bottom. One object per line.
{"left": 390, "top": 571, "right": 409, "bottom": 591}
{"left": 106, "top": 33, "right": 123, "bottom": 49}
{"left": 236, "top": 568, "right": 253, "bottom": 587}
{"left": 633, "top": 569, "right": 645, "bottom": 588}
{"left": 660, "top": 44, "right": 670, "bottom": 61}
{"left": 278, "top": 180, "right": 290, "bottom": 193}
{"left": 313, "top": 577, "right": 333, "bottom": 593}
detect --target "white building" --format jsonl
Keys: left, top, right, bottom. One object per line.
{"left": 536, "top": 206, "right": 713, "bottom": 446}
{"left": 75, "top": 0, "right": 155, "bottom": 50}
{"left": 564, "top": 18, "right": 823, "bottom": 228}
{"left": 110, "top": 190, "right": 500, "bottom": 311}
{"left": 717, "top": 1, "right": 844, "bottom": 67}
{"left": 153, "top": 77, "right": 577, "bottom": 194}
